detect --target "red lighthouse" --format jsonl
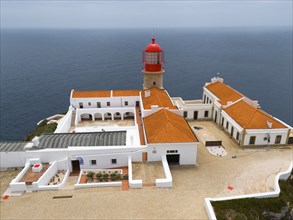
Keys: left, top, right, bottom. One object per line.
{"left": 142, "top": 37, "right": 165, "bottom": 89}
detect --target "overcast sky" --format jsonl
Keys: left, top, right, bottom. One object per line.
{"left": 1, "top": 1, "right": 292, "bottom": 29}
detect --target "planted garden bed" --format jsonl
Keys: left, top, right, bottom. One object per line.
{"left": 79, "top": 169, "right": 128, "bottom": 184}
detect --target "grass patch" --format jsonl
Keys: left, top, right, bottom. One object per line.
{"left": 22, "top": 120, "right": 57, "bottom": 141}
{"left": 212, "top": 171, "right": 293, "bottom": 220}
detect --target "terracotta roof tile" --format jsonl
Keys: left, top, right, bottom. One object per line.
{"left": 112, "top": 90, "right": 140, "bottom": 97}
{"left": 224, "top": 100, "right": 287, "bottom": 129}
{"left": 72, "top": 90, "right": 111, "bottom": 98}
{"left": 141, "top": 87, "right": 177, "bottom": 110}
{"left": 144, "top": 109, "right": 198, "bottom": 143}
{"left": 206, "top": 81, "right": 243, "bottom": 105}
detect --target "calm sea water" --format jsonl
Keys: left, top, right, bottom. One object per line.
{"left": 1, "top": 27, "right": 292, "bottom": 141}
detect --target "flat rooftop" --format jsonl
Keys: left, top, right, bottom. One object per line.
{"left": 36, "top": 131, "right": 127, "bottom": 149}
{"left": 0, "top": 142, "right": 31, "bottom": 152}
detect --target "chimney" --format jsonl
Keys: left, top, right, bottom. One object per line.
{"left": 145, "top": 90, "right": 151, "bottom": 97}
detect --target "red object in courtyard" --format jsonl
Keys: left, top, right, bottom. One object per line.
{"left": 143, "top": 37, "right": 164, "bottom": 72}
{"left": 227, "top": 186, "right": 234, "bottom": 190}
{"left": 33, "top": 164, "right": 40, "bottom": 168}
{"left": 3, "top": 195, "right": 9, "bottom": 200}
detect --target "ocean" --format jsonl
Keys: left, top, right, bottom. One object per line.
{"left": 1, "top": 27, "right": 292, "bottom": 141}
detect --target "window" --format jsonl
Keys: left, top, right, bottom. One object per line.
{"left": 97, "top": 102, "right": 101, "bottom": 108}
{"left": 204, "top": 95, "right": 206, "bottom": 104}
{"left": 88, "top": 102, "right": 91, "bottom": 106}
{"left": 226, "top": 122, "right": 229, "bottom": 130}
{"left": 221, "top": 118, "right": 224, "bottom": 126}
{"left": 153, "top": 82, "right": 156, "bottom": 85}
{"left": 183, "top": 111, "right": 188, "bottom": 118}
{"left": 107, "top": 102, "right": 110, "bottom": 106}
{"left": 210, "top": 100, "right": 212, "bottom": 104}
{"left": 108, "top": 113, "right": 111, "bottom": 116}
{"left": 111, "top": 159, "right": 117, "bottom": 164}
{"left": 124, "top": 101, "right": 128, "bottom": 106}
{"left": 207, "top": 97, "right": 209, "bottom": 103}
{"left": 236, "top": 132, "right": 240, "bottom": 141}
{"left": 231, "top": 126, "right": 234, "bottom": 137}
{"left": 167, "top": 150, "right": 178, "bottom": 154}
{"left": 126, "top": 112, "right": 129, "bottom": 116}
{"left": 249, "top": 136, "right": 256, "bottom": 145}
{"left": 90, "top": 160, "right": 97, "bottom": 165}
{"left": 204, "top": 111, "right": 209, "bottom": 117}
{"left": 79, "top": 102, "right": 83, "bottom": 108}
{"left": 275, "top": 135, "right": 282, "bottom": 144}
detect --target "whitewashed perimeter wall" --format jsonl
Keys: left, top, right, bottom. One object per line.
{"left": 146, "top": 142, "right": 197, "bottom": 165}
{"left": 54, "top": 107, "right": 73, "bottom": 133}
{"left": 204, "top": 161, "right": 293, "bottom": 220}
{"left": 0, "top": 151, "right": 28, "bottom": 168}
{"left": 70, "top": 96, "right": 140, "bottom": 108}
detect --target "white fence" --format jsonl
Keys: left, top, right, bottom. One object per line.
{"left": 128, "top": 155, "right": 142, "bottom": 188}
{"left": 156, "top": 154, "right": 172, "bottom": 188}
{"left": 204, "top": 160, "right": 293, "bottom": 220}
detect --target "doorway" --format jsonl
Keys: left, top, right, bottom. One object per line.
{"left": 193, "top": 111, "right": 198, "bottom": 120}
{"left": 166, "top": 154, "right": 180, "bottom": 165}
{"left": 71, "top": 160, "right": 80, "bottom": 173}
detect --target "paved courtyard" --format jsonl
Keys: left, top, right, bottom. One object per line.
{"left": 1, "top": 121, "right": 292, "bottom": 219}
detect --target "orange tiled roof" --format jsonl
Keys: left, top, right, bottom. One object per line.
{"left": 141, "top": 87, "right": 177, "bottom": 110}
{"left": 72, "top": 90, "right": 111, "bottom": 98}
{"left": 72, "top": 90, "right": 140, "bottom": 98}
{"left": 112, "top": 90, "right": 140, "bottom": 97}
{"left": 206, "top": 81, "right": 243, "bottom": 105}
{"left": 144, "top": 109, "right": 198, "bottom": 143}
{"left": 224, "top": 100, "right": 287, "bottom": 129}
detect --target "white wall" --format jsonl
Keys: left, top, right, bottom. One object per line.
{"left": 146, "top": 142, "right": 197, "bottom": 165}
{"left": 0, "top": 151, "right": 28, "bottom": 168}
{"left": 55, "top": 107, "right": 73, "bottom": 133}
{"left": 70, "top": 96, "right": 139, "bottom": 109}
{"left": 244, "top": 129, "right": 289, "bottom": 146}
{"left": 156, "top": 154, "right": 172, "bottom": 188}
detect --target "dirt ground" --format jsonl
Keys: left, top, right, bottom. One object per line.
{"left": 0, "top": 168, "right": 22, "bottom": 196}
{"left": 0, "top": 121, "right": 292, "bottom": 219}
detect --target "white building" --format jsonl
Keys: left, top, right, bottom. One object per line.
{"left": 1, "top": 37, "right": 292, "bottom": 193}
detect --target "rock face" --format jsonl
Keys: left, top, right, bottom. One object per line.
{"left": 262, "top": 205, "right": 293, "bottom": 220}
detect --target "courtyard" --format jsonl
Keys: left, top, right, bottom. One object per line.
{"left": 1, "top": 121, "right": 292, "bottom": 219}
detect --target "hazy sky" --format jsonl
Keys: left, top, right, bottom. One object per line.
{"left": 1, "top": 1, "right": 292, "bottom": 29}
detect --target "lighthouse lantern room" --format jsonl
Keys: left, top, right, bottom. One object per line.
{"left": 142, "top": 37, "right": 165, "bottom": 89}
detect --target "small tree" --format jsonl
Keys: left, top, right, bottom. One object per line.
{"left": 96, "top": 172, "right": 102, "bottom": 181}
{"left": 110, "top": 173, "right": 116, "bottom": 181}
{"left": 87, "top": 171, "right": 94, "bottom": 182}
{"left": 103, "top": 173, "right": 109, "bottom": 181}
{"left": 123, "top": 174, "right": 128, "bottom": 180}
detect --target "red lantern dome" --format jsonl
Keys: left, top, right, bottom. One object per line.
{"left": 145, "top": 37, "right": 162, "bottom": 52}
{"left": 142, "top": 37, "right": 164, "bottom": 72}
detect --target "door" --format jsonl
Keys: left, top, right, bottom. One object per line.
{"left": 71, "top": 160, "right": 80, "bottom": 172}
{"left": 142, "top": 152, "right": 148, "bottom": 162}
{"left": 166, "top": 154, "right": 180, "bottom": 165}
{"left": 193, "top": 111, "right": 198, "bottom": 120}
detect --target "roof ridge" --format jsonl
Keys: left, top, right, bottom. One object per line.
{"left": 148, "top": 110, "right": 169, "bottom": 142}
{"left": 164, "top": 110, "right": 195, "bottom": 141}
{"left": 245, "top": 108, "right": 258, "bottom": 129}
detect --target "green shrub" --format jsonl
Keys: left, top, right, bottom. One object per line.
{"left": 123, "top": 174, "right": 128, "bottom": 180}
{"left": 96, "top": 172, "right": 102, "bottom": 180}
{"left": 87, "top": 171, "right": 94, "bottom": 179}
{"left": 22, "top": 120, "right": 57, "bottom": 141}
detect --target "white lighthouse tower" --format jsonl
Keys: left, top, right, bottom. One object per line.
{"left": 142, "top": 37, "right": 165, "bottom": 89}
